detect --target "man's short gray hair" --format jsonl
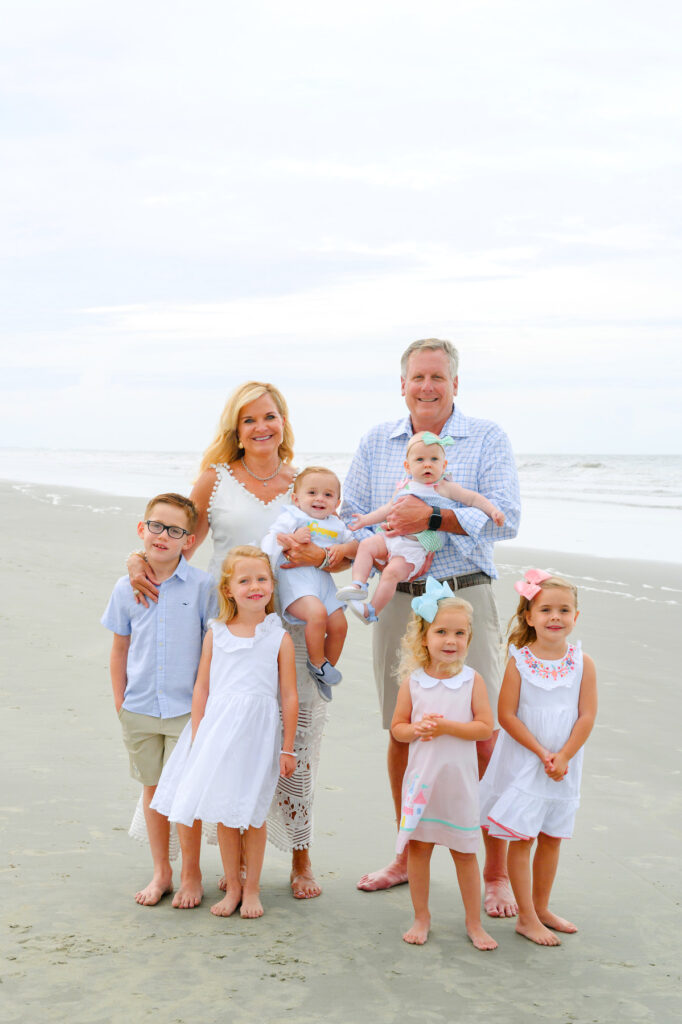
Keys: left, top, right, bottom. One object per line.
{"left": 400, "top": 338, "right": 459, "bottom": 379}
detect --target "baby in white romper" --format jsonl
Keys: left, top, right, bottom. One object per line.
{"left": 261, "top": 466, "right": 358, "bottom": 700}
{"left": 336, "top": 431, "right": 505, "bottom": 623}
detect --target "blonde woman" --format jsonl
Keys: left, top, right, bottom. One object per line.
{"left": 128, "top": 381, "right": 335, "bottom": 900}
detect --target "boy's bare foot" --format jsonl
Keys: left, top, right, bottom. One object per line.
{"left": 516, "top": 919, "right": 561, "bottom": 946}
{"left": 484, "top": 878, "right": 517, "bottom": 917}
{"left": 357, "top": 857, "right": 408, "bottom": 892}
{"left": 467, "top": 922, "right": 498, "bottom": 950}
{"left": 172, "top": 877, "right": 203, "bottom": 909}
{"left": 539, "top": 910, "right": 577, "bottom": 933}
{"left": 240, "top": 893, "right": 264, "bottom": 918}
{"left": 210, "top": 889, "right": 242, "bottom": 917}
{"left": 134, "top": 874, "right": 173, "bottom": 906}
{"left": 403, "top": 915, "right": 431, "bottom": 945}
{"left": 290, "top": 868, "right": 322, "bottom": 899}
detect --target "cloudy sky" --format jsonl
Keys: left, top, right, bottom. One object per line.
{"left": 2, "top": 0, "right": 680, "bottom": 455}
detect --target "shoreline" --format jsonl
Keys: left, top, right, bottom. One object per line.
{"left": 2, "top": 481, "right": 680, "bottom": 1023}
{"left": 6, "top": 476, "right": 682, "bottom": 569}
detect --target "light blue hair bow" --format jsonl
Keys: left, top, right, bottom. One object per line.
{"left": 411, "top": 576, "right": 455, "bottom": 622}
{"left": 420, "top": 431, "right": 454, "bottom": 448}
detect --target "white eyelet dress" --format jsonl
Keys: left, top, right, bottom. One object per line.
{"left": 479, "top": 642, "right": 585, "bottom": 841}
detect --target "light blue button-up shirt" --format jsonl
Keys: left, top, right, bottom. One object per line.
{"left": 101, "top": 556, "right": 218, "bottom": 718}
{"left": 340, "top": 406, "right": 520, "bottom": 580}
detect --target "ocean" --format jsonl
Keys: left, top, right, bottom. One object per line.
{"left": 2, "top": 448, "right": 680, "bottom": 565}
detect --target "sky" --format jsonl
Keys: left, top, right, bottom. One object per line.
{"left": 2, "top": 0, "right": 681, "bottom": 455}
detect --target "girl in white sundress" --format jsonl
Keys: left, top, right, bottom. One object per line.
{"left": 151, "top": 546, "right": 298, "bottom": 919}
{"left": 479, "top": 570, "right": 597, "bottom": 947}
{"left": 391, "top": 577, "right": 497, "bottom": 950}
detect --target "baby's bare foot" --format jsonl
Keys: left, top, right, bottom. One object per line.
{"left": 210, "top": 889, "right": 242, "bottom": 917}
{"left": 240, "top": 893, "right": 264, "bottom": 918}
{"left": 290, "top": 869, "right": 322, "bottom": 899}
{"left": 484, "top": 878, "right": 517, "bottom": 917}
{"left": 172, "top": 877, "right": 203, "bottom": 909}
{"left": 539, "top": 910, "right": 577, "bottom": 933}
{"left": 134, "top": 875, "right": 173, "bottom": 906}
{"left": 218, "top": 863, "right": 247, "bottom": 891}
{"left": 357, "top": 858, "right": 408, "bottom": 892}
{"left": 516, "top": 918, "right": 561, "bottom": 946}
{"left": 403, "top": 915, "right": 431, "bottom": 945}
{"left": 467, "top": 922, "right": 498, "bottom": 950}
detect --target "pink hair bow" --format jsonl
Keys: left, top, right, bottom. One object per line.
{"left": 514, "top": 569, "right": 551, "bottom": 600}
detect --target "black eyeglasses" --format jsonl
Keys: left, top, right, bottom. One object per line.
{"left": 145, "top": 520, "right": 190, "bottom": 540}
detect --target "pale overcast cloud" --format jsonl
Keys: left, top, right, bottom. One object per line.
{"left": 1, "top": 0, "right": 681, "bottom": 454}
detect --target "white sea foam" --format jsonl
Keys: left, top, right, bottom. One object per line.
{"left": 2, "top": 447, "right": 681, "bottom": 565}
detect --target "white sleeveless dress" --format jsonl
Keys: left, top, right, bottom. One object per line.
{"left": 151, "top": 616, "right": 285, "bottom": 830}
{"left": 479, "top": 642, "right": 585, "bottom": 840}
{"left": 129, "top": 463, "right": 328, "bottom": 853}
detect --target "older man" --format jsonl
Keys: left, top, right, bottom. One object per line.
{"left": 341, "top": 338, "right": 521, "bottom": 917}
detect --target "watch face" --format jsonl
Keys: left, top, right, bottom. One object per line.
{"left": 428, "top": 507, "right": 442, "bottom": 530}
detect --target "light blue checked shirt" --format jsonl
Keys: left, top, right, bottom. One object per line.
{"left": 101, "top": 557, "right": 218, "bottom": 718}
{"left": 340, "top": 406, "right": 520, "bottom": 580}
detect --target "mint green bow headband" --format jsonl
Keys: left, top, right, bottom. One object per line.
{"left": 420, "top": 431, "right": 454, "bottom": 449}
{"left": 411, "top": 576, "right": 455, "bottom": 622}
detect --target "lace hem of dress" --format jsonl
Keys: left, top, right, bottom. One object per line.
{"left": 266, "top": 697, "right": 329, "bottom": 851}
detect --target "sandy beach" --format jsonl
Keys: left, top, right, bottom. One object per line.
{"left": 2, "top": 480, "right": 681, "bottom": 1024}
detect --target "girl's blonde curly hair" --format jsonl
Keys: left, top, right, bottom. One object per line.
{"left": 396, "top": 596, "right": 473, "bottom": 679}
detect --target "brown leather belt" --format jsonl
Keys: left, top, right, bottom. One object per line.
{"left": 396, "top": 571, "right": 491, "bottom": 597}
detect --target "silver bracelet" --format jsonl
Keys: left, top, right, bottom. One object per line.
{"left": 319, "top": 549, "right": 330, "bottom": 569}
{"left": 280, "top": 749, "right": 296, "bottom": 756}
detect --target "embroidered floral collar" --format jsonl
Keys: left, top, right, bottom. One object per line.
{"left": 511, "top": 642, "right": 581, "bottom": 689}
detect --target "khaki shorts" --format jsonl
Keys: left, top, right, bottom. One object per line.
{"left": 372, "top": 581, "right": 503, "bottom": 729}
{"left": 118, "top": 709, "right": 190, "bottom": 786}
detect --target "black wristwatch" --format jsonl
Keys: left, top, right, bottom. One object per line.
{"left": 428, "top": 505, "right": 442, "bottom": 531}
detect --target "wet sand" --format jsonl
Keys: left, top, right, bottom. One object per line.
{"left": 1, "top": 481, "right": 681, "bottom": 1023}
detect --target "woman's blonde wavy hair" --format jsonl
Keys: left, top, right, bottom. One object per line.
{"left": 397, "top": 596, "right": 473, "bottom": 679}
{"left": 216, "top": 545, "right": 276, "bottom": 623}
{"left": 198, "top": 381, "right": 295, "bottom": 473}
{"left": 507, "top": 574, "right": 578, "bottom": 649}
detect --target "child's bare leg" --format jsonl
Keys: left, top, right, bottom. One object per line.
{"left": 286, "top": 596, "right": 328, "bottom": 667}
{"left": 507, "top": 839, "right": 560, "bottom": 946}
{"left": 211, "top": 824, "right": 242, "bottom": 916}
{"left": 450, "top": 850, "right": 497, "bottom": 950}
{"left": 241, "top": 824, "right": 267, "bottom": 918}
{"left": 403, "top": 840, "right": 433, "bottom": 944}
{"left": 173, "top": 820, "right": 203, "bottom": 909}
{"left": 218, "top": 833, "right": 247, "bottom": 891}
{"left": 135, "top": 784, "right": 173, "bottom": 905}
{"left": 351, "top": 535, "right": 389, "bottom": 585}
{"left": 371, "top": 557, "right": 413, "bottom": 616}
{"left": 533, "top": 833, "right": 576, "bottom": 933}
{"left": 324, "top": 608, "right": 348, "bottom": 665}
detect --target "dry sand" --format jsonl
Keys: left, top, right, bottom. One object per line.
{"left": 2, "top": 480, "right": 681, "bottom": 1023}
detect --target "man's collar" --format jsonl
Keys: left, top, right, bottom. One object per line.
{"left": 390, "top": 405, "right": 469, "bottom": 441}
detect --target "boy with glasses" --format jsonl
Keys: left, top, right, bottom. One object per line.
{"left": 101, "top": 492, "right": 217, "bottom": 908}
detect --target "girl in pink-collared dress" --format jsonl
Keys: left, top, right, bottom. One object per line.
{"left": 479, "top": 571, "right": 598, "bottom": 946}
